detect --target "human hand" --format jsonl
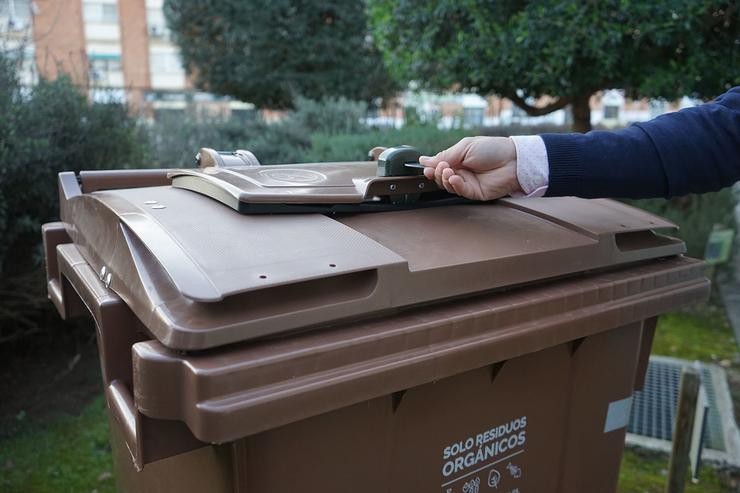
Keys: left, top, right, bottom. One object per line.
{"left": 419, "top": 136, "right": 522, "bottom": 201}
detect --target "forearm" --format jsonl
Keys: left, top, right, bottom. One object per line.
{"left": 540, "top": 125, "right": 668, "bottom": 198}
{"left": 537, "top": 87, "right": 740, "bottom": 199}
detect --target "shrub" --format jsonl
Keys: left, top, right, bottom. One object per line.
{"left": 306, "top": 127, "right": 472, "bottom": 162}
{"left": 147, "top": 116, "right": 310, "bottom": 167}
{"left": 306, "top": 123, "right": 571, "bottom": 162}
{"left": 290, "top": 97, "right": 368, "bottom": 136}
{"left": 147, "top": 97, "right": 369, "bottom": 166}
{"left": 0, "top": 52, "right": 149, "bottom": 347}
{"left": 0, "top": 55, "right": 149, "bottom": 274}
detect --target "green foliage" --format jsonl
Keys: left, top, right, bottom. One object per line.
{"left": 148, "top": 96, "right": 370, "bottom": 166}
{"left": 368, "top": 0, "right": 739, "bottom": 129}
{"left": 306, "top": 126, "right": 471, "bottom": 162}
{"left": 290, "top": 96, "right": 369, "bottom": 136}
{"left": 629, "top": 189, "right": 737, "bottom": 258}
{"left": 148, "top": 115, "right": 310, "bottom": 167}
{"left": 163, "top": 0, "right": 399, "bottom": 109}
{"left": 0, "top": 54, "right": 149, "bottom": 274}
{"left": 306, "top": 123, "right": 570, "bottom": 162}
{"left": 0, "top": 396, "right": 115, "bottom": 493}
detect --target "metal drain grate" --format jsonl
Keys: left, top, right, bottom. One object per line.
{"left": 628, "top": 358, "right": 726, "bottom": 451}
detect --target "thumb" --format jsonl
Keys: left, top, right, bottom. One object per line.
{"left": 419, "top": 138, "right": 471, "bottom": 168}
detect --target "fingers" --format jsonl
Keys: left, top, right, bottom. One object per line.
{"left": 448, "top": 174, "right": 470, "bottom": 197}
{"left": 432, "top": 161, "right": 450, "bottom": 189}
{"left": 441, "top": 167, "right": 456, "bottom": 194}
{"left": 421, "top": 160, "right": 475, "bottom": 197}
{"left": 449, "top": 168, "right": 479, "bottom": 199}
{"left": 445, "top": 168, "right": 482, "bottom": 200}
{"left": 419, "top": 137, "right": 471, "bottom": 169}
{"left": 419, "top": 138, "right": 471, "bottom": 189}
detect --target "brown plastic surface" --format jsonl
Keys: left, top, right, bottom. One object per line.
{"left": 228, "top": 323, "right": 642, "bottom": 493}
{"left": 168, "top": 161, "right": 441, "bottom": 204}
{"left": 80, "top": 169, "right": 172, "bottom": 193}
{"left": 108, "top": 414, "right": 232, "bottom": 493}
{"left": 43, "top": 163, "right": 711, "bottom": 491}
{"left": 56, "top": 169, "right": 686, "bottom": 350}
{"left": 131, "top": 255, "right": 707, "bottom": 444}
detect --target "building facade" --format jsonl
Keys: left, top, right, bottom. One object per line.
{"left": 0, "top": 0, "right": 254, "bottom": 119}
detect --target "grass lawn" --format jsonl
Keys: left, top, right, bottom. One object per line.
{"left": 652, "top": 305, "right": 739, "bottom": 363}
{"left": 618, "top": 448, "right": 728, "bottom": 493}
{"left": 0, "top": 396, "right": 114, "bottom": 493}
{"left": 0, "top": 306, "right": 736, "bottom": 492}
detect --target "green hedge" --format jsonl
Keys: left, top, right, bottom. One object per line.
{"left": 306, "top": 126, "right": 472, "bottom": 162}
{"left": 0, "top": 54, "right": 149, "bottom": 347}
{"left": 147, "top": 97, "right": 369, "bottom": 167}
{"left": 0, "top": 56, "right": 148, "bottom": 275}
{"left": 305, "top": 124, "right": 569, "bottom": 162}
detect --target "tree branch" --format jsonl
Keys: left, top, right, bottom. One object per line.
{"left": 507, "top": 93, "right": 572, "bottom": 116}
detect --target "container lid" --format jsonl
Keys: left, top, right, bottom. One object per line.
{"left": 169, "top": 162, "right": 467, "bottom": 214}
{"left": 58, "top": 168, "right": 686, "bottom": 350}
{"left": 168, "top": 146, "right": 464, "bottom": 214}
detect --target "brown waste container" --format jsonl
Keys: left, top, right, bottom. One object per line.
{"left": 43, "top": 157, "right": 709, "bottom": 493}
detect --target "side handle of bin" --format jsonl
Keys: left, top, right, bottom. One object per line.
{"left": 79, "top": 169, "right": 172, "bottom": 193}
{"left": 46, "top": 173, "right": 84, "bottom": 318}
{"left": 107, "top": 380, "right": 205, "bottom": 471}
{"left": 51, "top": 242, "right": 206, "bottom": 470}
{"left": 42, "top": 222, "right": 87, "bottom": 320}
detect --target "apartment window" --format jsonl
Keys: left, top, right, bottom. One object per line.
{"left": 83, "top": 2, "right": 118, "bottom": 23}
{"left": 150, "top": 52, "right": 185, "bottom": 75}
{"left": 154, "top": 108, "right": 185, "bottom": 122}
{"left": 463, "top": 107, "right": 484, "bottom": 128}
{"left": 89, "top": 54, "right": 122, "bottom": 81}
{"left": 649, "top": 100, "right": 667, "bottom": 118}
{"left": 146, "top": 7, "right": 170, "bottom": 39}
{"left": 2, "top": 0, "right": 32, "bottom": 30}
{"left": 231, "top": 108, "right": 257, "bottom": 124}
{"left": 603, "top": 105, "right": 620, "bottom": 119}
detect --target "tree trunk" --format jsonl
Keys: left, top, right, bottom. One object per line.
{"left": 571, "top": 94, "right": 592, "bottom": 133}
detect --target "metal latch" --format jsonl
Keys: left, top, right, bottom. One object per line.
{"left": 377, "top": 146, "right": 424, "bottom": 177}
{"left": 196, "top": 148, "right": 261, "bottom": 168}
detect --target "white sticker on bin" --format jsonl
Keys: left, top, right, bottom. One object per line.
{"left": 604, "top": 396, "right": 633, "bottom": 433}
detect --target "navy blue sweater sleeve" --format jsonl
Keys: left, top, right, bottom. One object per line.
{"left": 540, "top": 86, "right": 740, "bottom": 198}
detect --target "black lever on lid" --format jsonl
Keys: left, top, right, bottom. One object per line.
{"left": 377, "top": 146, "right": 424, "bottom": 177}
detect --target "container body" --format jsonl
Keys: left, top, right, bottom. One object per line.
{"left": 233, "top": 321, "right": 648, "bottom": 493}
{"left": 106, "top": 321, "right": 649, "bottom": 493}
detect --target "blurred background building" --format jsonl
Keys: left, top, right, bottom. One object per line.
{"left": 0, "top": 0, "right": 695, "bottom": 127}
{"left": 0, "top": 0, "right": 255, "bottom": 121}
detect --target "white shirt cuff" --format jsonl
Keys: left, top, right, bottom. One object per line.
{"left": 509, "top": 135, "right": 549, "bottom": 198}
